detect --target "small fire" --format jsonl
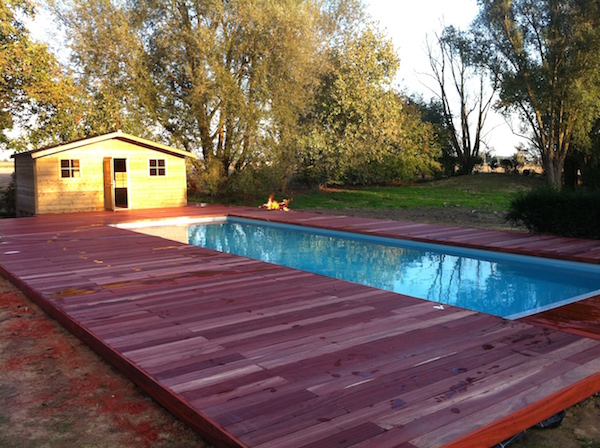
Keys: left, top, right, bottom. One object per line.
{"left": 261, "top": 194, "right": 291, "bottom": 211}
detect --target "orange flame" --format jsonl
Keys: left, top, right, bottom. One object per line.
{"left": 260, "top": 194, "right": 291, "bottom": 211}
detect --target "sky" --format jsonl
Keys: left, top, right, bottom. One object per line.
{"left": 366, "top": 0, "right": 524, "bottom": 157}
{"left": 366, "top": 0, "right": 479, "bottom": 95}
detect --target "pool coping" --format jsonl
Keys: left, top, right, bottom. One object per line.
{"left": 2, "top": 204, "right": 600, "bottom": 447}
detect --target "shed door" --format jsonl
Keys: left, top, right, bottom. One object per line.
{"left": 103, "top": 157, "right": 114, "bottom": 211}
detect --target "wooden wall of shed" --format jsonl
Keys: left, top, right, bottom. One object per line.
{"left": 33, "top": 140, "right": 187, "bottom": 214}
{"left": 115, "top": 141, "right": 187, "bottom": 210}
{"left": 15, "top": 155, "right": 36, "bottom": 216}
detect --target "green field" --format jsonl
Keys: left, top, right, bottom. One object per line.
{"left": 291, "top": 173, "right": 543, "bottom": 212}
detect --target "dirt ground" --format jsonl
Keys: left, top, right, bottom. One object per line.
{"left": 0, "top": 279, "right": 210, "bottom": 448}
{"left": 307, "top": 206, "right": 520, "bottom": 232}
{"left": 2, "top": 206, "right": 600, "bottom": 447}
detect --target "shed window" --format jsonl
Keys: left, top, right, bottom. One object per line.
{"left": 149, "top": 159, "right": 166, "bottom": 176}
{"left": 60, "top": 159, "right": 80, "bottom": 178}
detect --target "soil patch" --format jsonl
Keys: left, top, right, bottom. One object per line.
{"left": 307, "top": 206, "right": 522, "bottom": 232}
{"left": 0, "top": 279, "right": 210, "bottom": 448}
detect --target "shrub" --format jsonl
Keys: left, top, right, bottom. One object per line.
{"left": 186, "top": 158, "right": 226, "bottom": 197}
{"left": 224, "top": 164, "right": 287, "bottom": 199}
{"left": 0, "top": 173, "right": 16, "bottom": 218}
{"left": 506, "top": 188, "right": 600, "bottom": 239}
{"left": 500, "top": 158, "right": 515, "bottom": 173}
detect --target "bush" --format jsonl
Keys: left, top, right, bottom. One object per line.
{"left": 224, "top": 164, "right": 287, "bottom": 199}
{"left": 0, "top": 173, "right": 16, "bottom": 218}
{"left": 506, "top": 188, "right": 600, "bottom": 239}
{"left": 186, "top": 158, "right": 226, "bottom": 197}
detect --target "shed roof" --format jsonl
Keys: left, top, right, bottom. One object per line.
{"left": 12, "top": 131, "right": 195, "bottom": 159}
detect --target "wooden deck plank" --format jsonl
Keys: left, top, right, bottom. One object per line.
{"left": 3, "top": 205, "right": 600, "bottom": 447}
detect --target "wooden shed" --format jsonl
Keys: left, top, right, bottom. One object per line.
{"left": 12, "top": 131, "right": 195, "bottom": 216}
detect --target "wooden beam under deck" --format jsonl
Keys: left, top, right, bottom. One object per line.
{"left": 2, "top": 205, "right": 600, "bottom": 447}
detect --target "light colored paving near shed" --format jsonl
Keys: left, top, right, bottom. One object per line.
{"left": 1, "top": 205, "right": 600, "bottom": 447}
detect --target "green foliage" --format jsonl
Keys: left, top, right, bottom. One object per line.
{"left": 568, "top": 117, "right": 600, "bottom": 190}
{"left": 507, "top": 188, "right": 600, "bottom": 239}
{"left": 296, "top": 28, "right": 440, "bottom": 186}
{"left": 1, "top": 0, "right": 35, "bottom": 136}
{"left": 187, "top": 158, "right": 226, "bottom": 197}
{"left": 131, "top": 0, "right": 327, "bottom": 172}
{"left": 500, "top": 158, "right": 515, "bottom": 173}
{"left": 8, "top": 0, "right": 448, "bottom": 197}
{"left": 1, "top": 0, "right": 79, "bottom": 151}
{"left": 0, "top": 172, "right": 15, "bottom": 217}
{"left": 580, "top": 158, "right": 600, "bottom": 191}
{"left": 475, "top": 0, "right": 600, "bottom": 188}
{"left": 47, "top": 0, "right": 161, "bottom": 142}
{"left": 51, "top": 0, "right": 381, "bottom": 193}
{"left": 409, "top": 96, "right": 455, "bottom": 177}
{"left": 225, "top": 164, "right": 289, "bottom": 198}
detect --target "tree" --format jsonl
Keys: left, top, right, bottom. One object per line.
{"left": 565, "top": 117, "right": 600, "bottom": 190}
{"left": 475, "top": 0, "right": 600, "bottom": 188}
{"left": 395, "top": 99, "right": 443, "bottom": 182}
{"left": 1, "top": 0, "right": 77, "bottom": 150}
{"left": 512, "top": 146, "right": 527, "bottom": 172}
{"left": 53, "top": 0, "right": 356, "bottom": 192}
{"left": 426, "top": 26, "right": 497, "bottom": 175}
{"left": 580, "top": 119, "right": 600, "bottom": 189}
{"left": 297, "top": 28, "right": 440, "bottom": 185}
{"left": 50, "top": 0, "right": 440, "bottom": 192}
{"left": 408, "top": 96, "right": 456, "bottom": 177}
{"left": 49, "top": 0, "right": 162, "bottom": 140}
{"left": 137, "top": 0, "right": 326, "bottom": 174}
{"left": 1, "top": 0, "right": 36, "bottom": 141}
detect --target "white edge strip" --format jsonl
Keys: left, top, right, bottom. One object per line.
{"left": 112, "top": 216, "right": 227, "bottom": 229}
{"left": 505, "top": 287, "right": 600, "bottom": 320}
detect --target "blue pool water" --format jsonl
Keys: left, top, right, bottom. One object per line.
{"left": 187, "top": 217, "right": 600, "bottom": 319}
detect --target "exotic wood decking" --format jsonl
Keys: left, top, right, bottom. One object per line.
{"left": 2, "top": 205, "right": 600, "bottom": 448}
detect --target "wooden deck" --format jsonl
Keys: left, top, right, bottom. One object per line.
{"left": 2, "top": 205, "right": 600, "bottom": 447}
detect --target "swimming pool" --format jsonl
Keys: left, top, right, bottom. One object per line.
{"left": 124, "top": 217, "right": 600, "bottom": 319}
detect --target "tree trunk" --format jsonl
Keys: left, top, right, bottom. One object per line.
{"left": 456, "top": 154, "right": 476, "bottom": 175}
{"left": 543, "top": 156, "right": 564, "bottom": 189}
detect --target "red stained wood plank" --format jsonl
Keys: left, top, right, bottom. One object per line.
{"left": 3, "top": 205, "right": 600, "bottom": 448}
{"left": 297, "top": 422, "right": 386, "bottom": 448}
{"left": 521, "top": 293, "right": 600, "bottom": 340}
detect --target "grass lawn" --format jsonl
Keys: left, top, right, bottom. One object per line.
{"left": 290, "top": 173, "right": 544, "bottom": 212}
{"left": 192, "top": 173, "right": 544, "bottom": 212}
{"left": 190, "top": 173, "right": 544, "bottom": 231}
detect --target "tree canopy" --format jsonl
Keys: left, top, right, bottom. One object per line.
{"left": 474, "top": 0, "right": 600, "bottom": 188}
{"left": 40, "top": 0, "right": 441, "bottom": 191}
{"left": 2, "top": 0, "right": 446, "bottom": 193}
{"left": 1, "top": 0, "right": 76, "bottom": 151}
{"left": 297, "top": 28, "right": 440, "bottom": 185}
